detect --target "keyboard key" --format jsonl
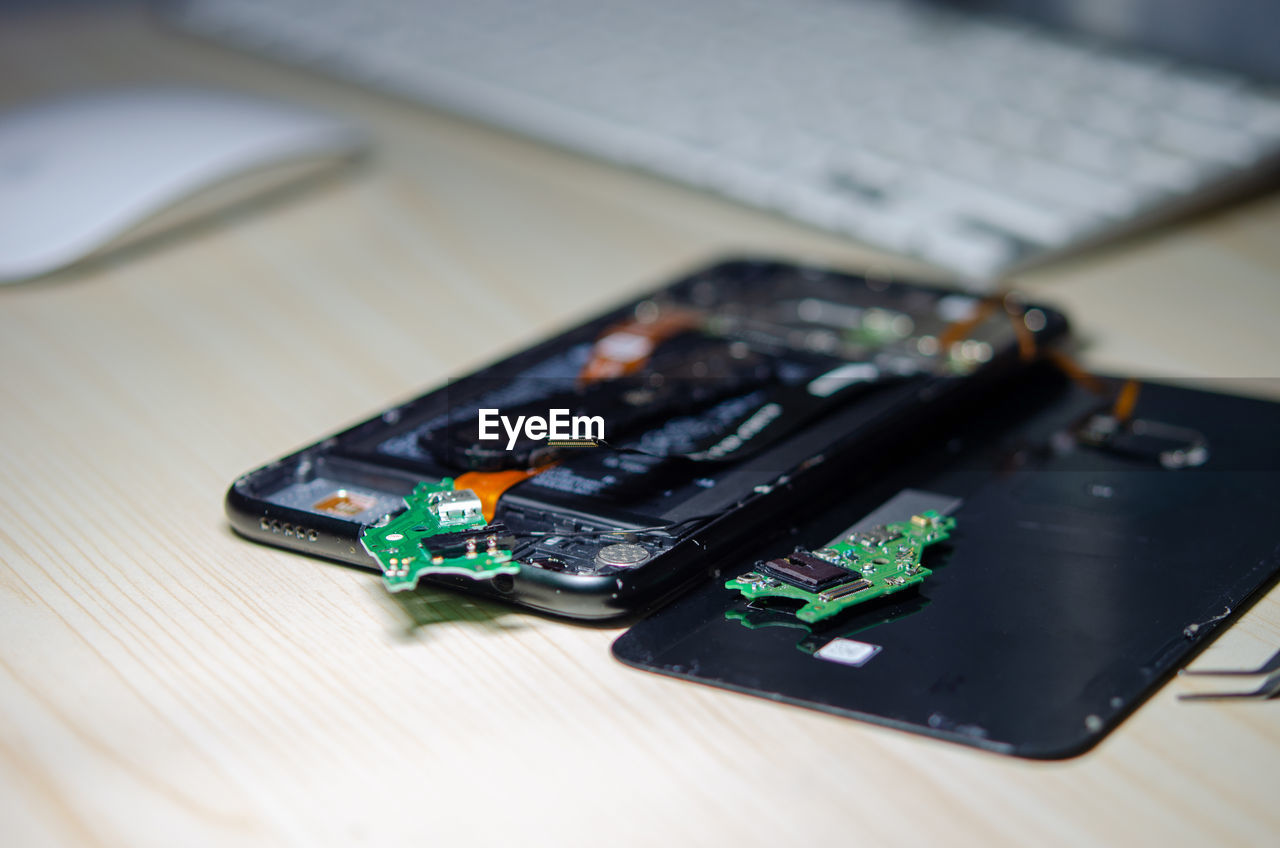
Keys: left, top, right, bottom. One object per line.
{"left": 824, "top": 149, "right": 904, "bottom": 195}
{"left": 771, "top": 184, "right": 867, "bottom": 231}
{"left": 899, "top": 170, "right": 1091, "bottom": 246}
{"left": 937, "top": 136, "right": 1004, "bottom": 183}
{"left": 1091, "top": 55, "right": 1171, "bottom": 102}
{"left": 1242, "top": 97, "right": 1280, "bottom": 139}
{"left": 1075, "top": 95, "right": 1150, "bottom": 140}
{"left": 1125, "top": 149, "right": 1205, "bottom": 193}
{"left": 1050, "top": 127, "right": 1122, "bottom": 174}
{"left": 917, "top": 225, "right": 1017, "bottom": 281}
{"left": 1170, "top": 73, "right": 1242, "bottom": 123}
{"left": 699, "top": 157, "right": 778, "bottom": 204}
{"left": 1155, "top": 114, "right": 1258, "bottom": 165}
{"left": 849, "top": 210, "right": 918, "bottom": 254}
{"left": 975, "top": 105, "right": 1044, "bottom": 151}
{"left": 1011, "top": 158, "right": 1139, "bottom": 217}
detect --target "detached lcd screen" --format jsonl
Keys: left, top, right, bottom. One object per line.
{"left": 615, "top": 368, "right": 1280, "bottom": 758}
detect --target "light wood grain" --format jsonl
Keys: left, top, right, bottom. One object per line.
{"left": 2, "top": 6, "right": 1278, "bottom": 847}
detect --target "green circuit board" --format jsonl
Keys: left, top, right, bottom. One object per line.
{"left": 360, "top": 480, "right": 519, "bottom": 593}
{"left": 725, "top": 511, "right": 955, "bottom": 623}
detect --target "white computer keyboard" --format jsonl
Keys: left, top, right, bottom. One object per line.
{"left": 170, "top": 0, "right": 1280, "bottom": 282}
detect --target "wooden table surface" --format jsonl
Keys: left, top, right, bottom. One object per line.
{"left": 2, "top": 6, "right": 1278, "bottom": 847}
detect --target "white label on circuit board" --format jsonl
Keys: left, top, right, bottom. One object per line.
{"left": 814, "top": 639, "right": 882, "bottom": 667}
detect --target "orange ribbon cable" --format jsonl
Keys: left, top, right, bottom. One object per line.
{"left": 578, "top": 307, "right": 704, "bottom": 385}
{"left": 1044, "top": 349, "right": 1106, "bottom": 394}
{"left": 936, "top": 296, "right": 1000, "bottom": 354}
{"left": 937, "top": 289, "right": 1124, "bottom": 402}
{"left": 454, "top": 468, "right": 544, "bottom": 523}
{"left": 1111, "top": 378, "right": 1142, "bottom": 423}
{"left": 452, "top": 308, "right": 703, "bottom": 520}
{"left": 1002, "top": 296, "right": 1039, "bottom": 362}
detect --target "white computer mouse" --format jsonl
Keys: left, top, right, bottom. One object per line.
{"left": 0, "top": 85, "right": 367, "bottom": 282}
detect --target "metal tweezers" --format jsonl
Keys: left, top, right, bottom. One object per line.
{"left": 1178, "top": 647, "right": 1280, "bottom": 701}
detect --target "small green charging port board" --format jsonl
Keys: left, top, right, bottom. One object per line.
{"left": 360, "top": 480, "right": 519, "bottom": 593}
{"left": 725, "top": 511, "right": 955, "bottom": 623}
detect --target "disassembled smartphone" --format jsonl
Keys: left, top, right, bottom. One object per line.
{"left": 226, "top": 258, "right": 1067, "bottom": 619}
